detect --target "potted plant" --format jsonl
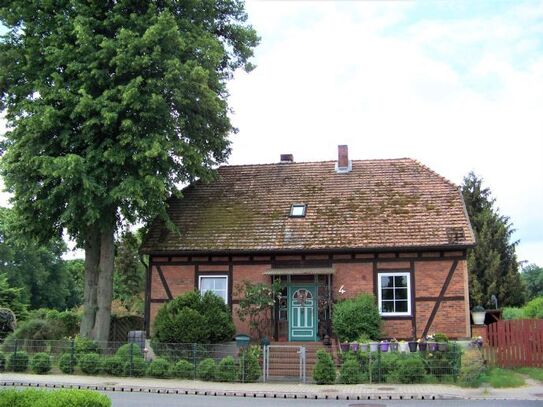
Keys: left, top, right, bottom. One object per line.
{"left": 399, "top": 340, "right": 409, "bottom": 353}
{"left": 408, "top": 338, "right": 418, "bottom": 352}
{"left": 426, "top": 334, "right": 437, "bottom": 352}
{"left": 471, "top": 305, "right": 486, "bottom": 325}
{"left": 434, "top": 332, "right": 449, "bottom": 352}
{"left": 350, "top": 341, "right": 359, "bottom": 352}
{"left": 358, "top": 335, "right": 370, "bottom": 352}
{"left": 369, "top": 341, "right": 379, "bottom": 352}
{"left": 389, "top": 338, "right": 399, "bottom": 352}
{"left": 340, "top": 340, "right": 350, "bottom": 352}
{"left": 379, "top": 340, "right": 389, "bottom": 352}
{"left": 417, "top": 337, "right": 427, "bottom": 352}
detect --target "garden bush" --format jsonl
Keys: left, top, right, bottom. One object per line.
{"left": 8, "top": 351, "right": 29, "bottom": 372}
{"left": 74, "top": 336, "right": 100, "bottom": 356}
{"left": 332, "top": 294, "right": 381, "bottom": 342}
{"left": 147, "top": 358, "right": 171, "bottom": 378}
{"left": 172, "top": 359, "right": 194, "bottom": 379}
{"left": 459, "top": 349, "right": 486, "bottom": 387}
{"left": 239, "top": 345, "right": 261, "bottom": 382}
{"left": 115, "top": 343, "right": 143, "bottom": 361}
{"left": 30, "top": 352, "right": 52, "bottom": 374}
{"left": 394, "top": 357, "right": 426, "bottom": 384}
{"left": 58, "top": 353, "right": 77, "bottom": 374}
{"left": 2, "top": 319, "right": 64, "bottom": 352}
{"left": 216, "top": 356, "right": 238, "bottom": 382}
{"left": 79, "top": 353, "right": 101, "bottom": 375}
{"left": 196, "top": 358, "right": 216, "bottom": 381}
{"left": 523, "top": 297, "right": 543, "bottom": 319}
{"left": 312, "top": 349, "right": 336, "bottom": 385}
{"left": 0, "top": 308, "right": 17, "bottom": 340}
{"left": 0, "top": 388, "right": 111, "bottom": 407}
{"left": 503, "top": 307, "right": 526, "bottom": 320}
{"left": 123, "top": 357, "right": 146, "bottom": 377}
{"left": 339, "top": 356, "right": 365, "bottom": 384}
{"left": 0, "top": 352, "right": 5, "bottom": 372}
{"left": 101, "top": 356, "right": 124, "bottom": 376}
{"left": 153, "top": 291, "right": 235, "bottom": 344}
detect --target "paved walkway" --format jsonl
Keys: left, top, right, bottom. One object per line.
{"left": 1, "top": 373, "right": 542, "bottom": 401}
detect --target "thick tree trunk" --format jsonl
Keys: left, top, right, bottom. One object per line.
{"left": 80, "top": 227, "right": 100, "bottom": 338}
{"left": 92, "top": 221, "right": 115, "bottom": 343}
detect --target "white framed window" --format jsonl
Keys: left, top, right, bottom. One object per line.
{"left": 290, "top": 204, "right": 307, "bottom": 217}
{"left": 198, "top": 275, "right": 228, "bottom": 304}
{"left": 377, "top": 272, "right": 411, "bottom": 316}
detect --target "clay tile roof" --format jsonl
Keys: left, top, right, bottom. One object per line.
{"left": 141, "top": 158, "right": 475, "bottom": 254}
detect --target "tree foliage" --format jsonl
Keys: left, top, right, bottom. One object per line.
{"left": 113, "top": 230, "right": 145, "bottom": 313}
{"left": 0, "top": 0, "right": 258, "bottom": 341}
{"left": 521, "top": 264, "right": 543, "bottom": 301}
{"left": 462, "top": 172, "right": 525, "bottom": 307}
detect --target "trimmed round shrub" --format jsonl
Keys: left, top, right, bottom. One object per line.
{"left": 339, "top": 357, "right": 365, "bottom": 384}
{"left": 101, "top": 356, "right": 124, "bottom": 376}
{"left": 79, "top": 353, "right": 101, "bottom": 375}
{"left": 196, "top": 358, "right": 216, "bottom": 381}
{"left": 74, "top": 336, "right": 100, "bottom": 356}
{"left": 312, "top": 349, "right": 336, "bottom": 385}
{"left": 239, "top": 346, "right": 261, "bottom": 382}
{"left": 30, "top": 352, "right": 52, "bottom": 374}
{"left": 153, "top": 291, "right": 235, "bottom": 344}
{"left": 395, "top": 357, "right": 426, "bottom": 384}
{"left": 216, "top": 356, "right": 238, "bottom": 382}
{"left": 58, "top": 353, "right": 77, "bottom": 374}
{"left": 8, "top": 351, "right": 29, "bottom": 372}
{"left": 123, "top": 357, "right": 146, "bottom": 377}
{"left": 0, "top": 388, "right": 111, "bottom": 407}
{"left": 115, "top": 343, "right": 143, "bottom": 361}
{"left": 147, "top": 358, "right": 171, "bottom": 378}
{"left": 173, "top": 359, "right": 194, "bottom": 379}
{"left": 332, "top": 294, "right": 381, "bottom": 342}
{"left": 0, "top": 352, "right": 6, "bottom": 372}
{"left": 524, "top": 297, "right": 543, "bottom": 319}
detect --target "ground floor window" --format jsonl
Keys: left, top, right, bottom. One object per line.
{"left": 198, "top": 275, "right": 228, "bottom": 303}
{"left": 377, "top": 272, "right": 411, "bottom": 316}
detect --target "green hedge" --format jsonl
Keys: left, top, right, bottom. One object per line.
{"left": 0, "top": 389, "right": 111, "bottom": 406}
{"left": 58, "top": 353, "right": 76, "bottom": 374}
{"left": 332, "top": 294, "right": 381, "bottom": 342}
{"left": 30, "top": 352, "right": 52, "bottom": 374}
{"left": 172, "top": 359, "right": 194, "bottom": 379}
{"left": 313, "top": 349, "right": 336, "bottom": 385}
{"left": 8, "top": 351, "right": 29, "bottom": 372}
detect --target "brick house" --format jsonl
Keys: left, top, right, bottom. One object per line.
{"left": 141, "top": 146, "right": 476, "bottom": 342}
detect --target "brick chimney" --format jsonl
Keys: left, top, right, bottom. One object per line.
{"left": 335, "top": 145, "right": 352, "bottom": 173}
{"left": 280, "top": 154, "right": 294, "bottom": 163}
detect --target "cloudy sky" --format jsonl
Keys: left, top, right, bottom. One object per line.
{"left": 225, "top": 0, "right": 543, "bottom": 266}
{"left": 1, "top": 1, "right": 542, "bottom": 266}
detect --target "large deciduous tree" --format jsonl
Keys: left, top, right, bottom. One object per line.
{"left": 462, "top": 172, "right": 525, "bottom": 308}
{"left": 521, "top": 264, "right": 543, "bottom": 301}
{"left": 0, "top": 1, "right": 258, "bottom": 341}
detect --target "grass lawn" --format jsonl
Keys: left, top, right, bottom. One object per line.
{"left": 515, "top": 367, "right": 543, "bottom": 381}
{"left": 480, "top": 368, "right": 525, "bottom": 388}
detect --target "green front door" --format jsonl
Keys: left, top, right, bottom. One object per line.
{"left": 288, "top": 286, "right": 317, "bottom": 341}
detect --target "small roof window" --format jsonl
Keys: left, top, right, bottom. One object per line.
{"left": 290, "top": 204, "right": 307, "bottom": 217}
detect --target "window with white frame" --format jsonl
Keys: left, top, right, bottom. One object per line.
{"left": 198, "top": 275, "right": 228, "bottom": 304}
{"left": 377, "top": 272, "right": 411, "bottom": 316}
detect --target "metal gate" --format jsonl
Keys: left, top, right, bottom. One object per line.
{"left": 262, "top": 345, "right": 306, "bottom": 383}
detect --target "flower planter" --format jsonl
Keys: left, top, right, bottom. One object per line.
{"left": 379, "top": 342, "right": 389, "bottom": 352}
{"left": 389, "top": 342, "right": 399, "bottom": 352}
{"left": 418, "top": 342, "right": 427, "bottom": 352}
{"left": 369, "top": 342, "right": 379, "bottom": 352}
{"left": 340, "top": 342, "right": 350, "bottom": 352}
{"left": 360, "top": 343, "right": 369, "bottom": 352}
{"left": 471, "top": 311, "right": 486, "bottom": 325}
{"left": 399, "top": 342, "right": 409, "bottom": 353}
{"left": 350, "top": 342, "right": 359, "bottom": 352}
{"left": 427, "top": 342, "right": 438, "bottom": 352}
{"left": 408, "top": 341, "right": 418, "bottom": 352}
{"left": 437, "top": 342, "right": 449, "bottom": 352}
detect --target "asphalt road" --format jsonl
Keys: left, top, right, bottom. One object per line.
{"left": 104, "top": 392, "right": 543, "bottom": 407}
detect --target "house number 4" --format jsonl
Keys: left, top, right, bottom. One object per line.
{"left": 338, "top": 285, "right": 346, "bottom": 294}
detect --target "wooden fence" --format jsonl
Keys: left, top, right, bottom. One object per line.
{"left": 483, "top": 319, "right": 543, "bottom": 368}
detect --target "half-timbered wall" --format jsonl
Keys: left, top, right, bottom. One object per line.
{"left": 146, "top": 250, "right": 470, "bottom": 340}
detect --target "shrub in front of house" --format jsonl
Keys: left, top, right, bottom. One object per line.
{"left": 74, "top": 335, "right": 100, "bottom": 356}
{"left": 8, "top": 351, "right": 29, "bottom": 372}
{"left": 459, "top": 349, "right": 486, "bottom": 387}
{"left": 239, "top": 345, "right": 261, "bottom": 382}
{"left": 339, "top": 356, "right": 365, "bottom": 384}
{"left": 0, "top": 388, "right": 111, "bottom": 407}
{"left": 123, "top": 357, "right": 146, "bottom": 377}
{"left": 312, "top": 349, "right": 336, "bottom": 385}
{"left": 79, "top": 353, "right": 101, "bottom": 375}
{"left": 196, "top": 358, "right": 216, "bottom": 381}
{"left": 332, "top": 294, "right": 381, "bottom": 342}
{"left": 101, "top": 356, "right": 124, "bottom": 376}
{"left": 58, "top": 353, "right": 76, "bottom": 374}
{"left": 147, "top": 358, "right": 171, "bottom": 378}
{"left": 216, "top": 356, "right": 238, "bottom": 382}
{"left": 393, "top": 357, "right": 426, "bottom": 384}
{"left": 115, "top": 343, "right": 143, "bottom": 361}
{"left": 172, "top": 359, "right": 194, "bottom": 379}
{"left": 30, "top": 352, "right": 52, "bottom": 374}
{"left": 153, "top": 291, "right": 235, "bottom": 344}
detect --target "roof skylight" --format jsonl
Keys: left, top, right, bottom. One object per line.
{"left": 290, "top": 204, "right": 307, "bottom": 217}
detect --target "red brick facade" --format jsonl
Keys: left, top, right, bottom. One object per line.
{"left": 146, "top": 250, "right": 471, "bottom": 340}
